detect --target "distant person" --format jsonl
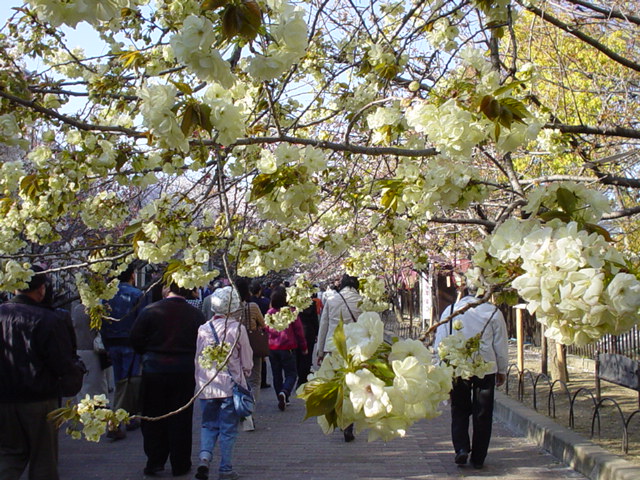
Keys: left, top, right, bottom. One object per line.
{"left": 101, "top": 264, "right": 146, "bottom": 438}
{"left": 201, "top": 279, "right": 225, "bottom": 320}
{"left": 0, "top": 266, "right": 79, "bottom": 480}
{"left": 233, "top": 277, "right": 267, "bottom": 431}
{"left": 434, "top": 287, "right": 508, "bottom": 469}
{"left": 249, "top": 281, "right": 272, "bottom": 389}
{"left": 130, "top": 282, "right": 205, "bottom": 476}
{"left": 316, "top": 274, "right": 362, "bottom": 442}
{"left": 71, "top": 303, "right": 110, "bottom": 400}
{"left": 296, "top": 300, "right": 319, "bottom": 388}
{"left": 266, "top": 287, "right": 307, "bottom": 411}
{"left": 195, "top": 286, "right": 253, "bottom": 480}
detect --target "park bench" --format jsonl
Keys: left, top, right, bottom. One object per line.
{"left": 595, "top": 351, "right": 640, "bottom": 408}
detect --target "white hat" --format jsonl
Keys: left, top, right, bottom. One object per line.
{"left": 210, "top": 286, "right": 241, "bottom": 315}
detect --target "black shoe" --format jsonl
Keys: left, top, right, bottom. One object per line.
{"left": 471, "top": 459, "right": 484, "bottom": 469}
{"left": 454, "top": 450, "right": 469, "bottom": 465}
{"left": 195, "top": 461, "right": 209, "bottom": 480}
{"left": 343, "top": 424, "right": 355, "bottom": 442}
{"left": 143, "top": 465, "right": 164, "bottom": 476}
{"left": 172, "top": 465, "right": 191, "bottom": 476}
{"left": 260, "top": 383, "right": 271, "bottom": 389}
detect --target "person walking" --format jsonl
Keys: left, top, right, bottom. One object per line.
{"left": 232, "top": 277, "right": 267, "bottom": 431}
{"left": 434, "top": 287, "right": 508, "bottom": 469}
{"left": 296, "top": 300, "right": 319, "bottom": 389}
{"left": 129, "top": 282, "right": 205, "bottom": 477}
{"left": 102, "top": 264, "right": 146, "bottom": 438}
{"left": 316, "top": 274, "right": 362, "bottom": 441}
{"left": 194, "top": 286, "right": 253, "bottom": 480}
{"left": 0, "top": 266, "right": 80, "bottom": 480}
{"left": 265, "top": 287, "right": 307, "bottom": 411}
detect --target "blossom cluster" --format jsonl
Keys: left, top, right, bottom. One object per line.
{"left": 56, "top": 394, "right": 129, "bottom": 442}
{"left": 298, "top": 313, "right": 453, "bottom": 442}
{"left": 198, "top": 342, "right": 232, "bottom": 370}
{"left": 138, "top": 84, "right": 189, "bottom": 153}
{"left": 28, "top": 0, "right": 135, "bottom": 28}
{"left": 286, "top": 275, "right": 314, "bottom": 311}
{"left": 264, "top": 307, "right": 298, "bottom": 331}
{"left": 245, "top": 3, "right": 308, "bottom": 81}
{"left": 170, "top": 15, "right": 235, "bottom": 88}
{"left": 437, "top": 321, "right": 495, "bottom": 379}
{"left": 473, "top": 184, "right": 640, "bottom": 345}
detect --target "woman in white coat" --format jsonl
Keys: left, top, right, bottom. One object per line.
{"left": 315, "top": 274, "right": 362, "bottom": 442}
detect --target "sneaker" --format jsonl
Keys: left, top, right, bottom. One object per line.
{"left": 277, "top": 392, "right": 286, "bottom": 411}
{"left": 218, "top": 472, "right": 239, "bottom": 480}
{"left": 454, "top": 450, "right": 469, "bottom": 465}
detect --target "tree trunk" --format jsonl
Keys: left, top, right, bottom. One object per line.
{"left": 548, "top": 338, "right": 569, "bottom": 382}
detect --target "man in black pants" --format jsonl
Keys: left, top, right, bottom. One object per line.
{"left": 0, "top": 266, "right": 79, "bottom": 480}
{"left": 434, "top": 289, "right": 508, "bottom": 469}
{"left": 130, "top": 282, "right": 205, "bottom": 477}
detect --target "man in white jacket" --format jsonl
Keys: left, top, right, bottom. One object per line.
{"left": 434, "top": 289, "right": 508, "bottom": 469}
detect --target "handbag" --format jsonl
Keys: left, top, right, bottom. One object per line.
{"left": 209, "top": 321, "right": 255, "bottom": 419}
{"left": 60, "top": 356, "right": 87, "bottom": 397}
{"left": 114, "top": 356, "right": 142, "bottom": 414}
{"left": 242, "top": 303, "right": 270, "bottom": 358}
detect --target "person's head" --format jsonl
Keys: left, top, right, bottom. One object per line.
{"left": 117, "top": 263, "right": 136, "bottom": 284}
{"left": 339, "top": 274, "right": 359, "bottom": 292}
{"left": 270, "top": 287, "right": 288, "bottom": 309}
{"left": 210, "top": 286, "right": 241, "bottom": 315}
{"left": 168, "top": 282, "right": 192, "bottom": 298}
{"left": 249, "top": 280, "right": 262, "bottom": 297}
{"left": 17, "top": 265, "right": 48, "bottom": 303}
{"left": 234, "top": 277, "right": 251, "bottom": 302}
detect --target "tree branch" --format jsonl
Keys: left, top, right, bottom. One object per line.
{"left": 517, "top": 0, "right": 640, "bottom": 73}
{"left": 546, "top": 122, "right": 640, "bottom": 140}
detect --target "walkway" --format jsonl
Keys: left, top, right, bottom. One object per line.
{"left": 54, "top": 388, "right": 586, "bottom": 480}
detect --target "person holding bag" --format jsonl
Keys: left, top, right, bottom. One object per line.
{"left": 232, "top": 277, "right": 267, "bottom": 431}
{"left": 195, "top": 286, "right": 253, "bottom": 480}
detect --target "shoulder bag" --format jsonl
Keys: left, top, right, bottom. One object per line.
{"left": 209, "top": 321, "right": 255, "bottom": 418}
{"left": 241, "top": 303, "right": 270, "bottom": 358}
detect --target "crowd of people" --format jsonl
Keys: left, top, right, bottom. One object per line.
{"left": 0, "top": 265, "right": 508, "bottom": 479}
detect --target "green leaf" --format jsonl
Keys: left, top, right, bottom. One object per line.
{"left": 171, "top": 81, "right": 193, "bottom": 96}
{"left": 123, "top": 221, "right": 143, "bottom": 236}
{"left": 584, "top": 223, "right": 613, "bottom": 242}
{"left": 499, "top": 97, "right": 530, "bottom": 123}
{"left": 194, "top": 103, "right": 213, "bottom": 133}
{"left": 538, "top": 210, "right": 571, "bottom": 223}
{"left": 366, "top": 359, "right": 395, "bottom": 384}
{"left": 494, "top": 80, "right": 525, "bottom": 97}
{"left": 301, "top": 380, "right": 341, "bottom": 419}
{"left": 333, "top": 319, "right": 348, "bottom": 361}
{"left": 201, "top": 0, "right": 228, "bottom": 11}
{"left": 250, "top": 173, "right": 276, "bottom": 201}
{"left": 556, "top": 187, "right": 578, "bottom": 215}
{"left": 181, "top": 104, "right": 196, "bottom": 136}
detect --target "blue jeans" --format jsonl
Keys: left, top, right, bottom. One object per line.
{"left": 106, "top": 345, "right": 140, "bottom": 383}
{"left": 199, "top": 398, "right": 239, "bottom": 474}
{"left": 269, "top": 349, "right": 297, "bottom": 398}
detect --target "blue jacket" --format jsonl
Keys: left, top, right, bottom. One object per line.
{"left": 102, "top": 282, "right": 145, "bottom": 340}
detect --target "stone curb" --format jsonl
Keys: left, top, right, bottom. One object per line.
{"left": 494, "top": 390, "right": 640, "bottom": 480}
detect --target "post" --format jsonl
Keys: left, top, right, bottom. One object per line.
{"left": 541, "top": 324, "right": 548, "bottom": 376}
{"left": 515, "top": 304, "right": 526, "bottom": 373}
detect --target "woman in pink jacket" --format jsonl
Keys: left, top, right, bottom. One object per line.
{"left": 266, "top": 287, "right": 308, "bottom": 411}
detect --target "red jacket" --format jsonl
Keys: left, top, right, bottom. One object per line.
{"left": 266, "top": 307, "right": 308, "bottom": 352}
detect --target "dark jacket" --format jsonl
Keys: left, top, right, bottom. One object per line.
{"left": 102, "top": 282, "right": 146, "bottom": 342}
{"left": 0, "top": 295, "right": 76, "bottom": 402}
{"left": 130, "top": 296, "right": 205, "bottom": 374}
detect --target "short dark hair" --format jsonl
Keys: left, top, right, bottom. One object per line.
{"left": 168, "top": 282, "right": 192, "bottom": 298}
{"left": 19, "top": 265, "right": 47, "bottom": 293}
{"left": 339, "top": 274, "right": 359, "bottom": 291}
{"left": 270, "top": 287, "right": 288, "bottom": 309}
{"left": 249, "top": 281, "right": 262, "bottom": 296}
{"left": 117, "top": 263, "right": 136, "bottom": 283}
